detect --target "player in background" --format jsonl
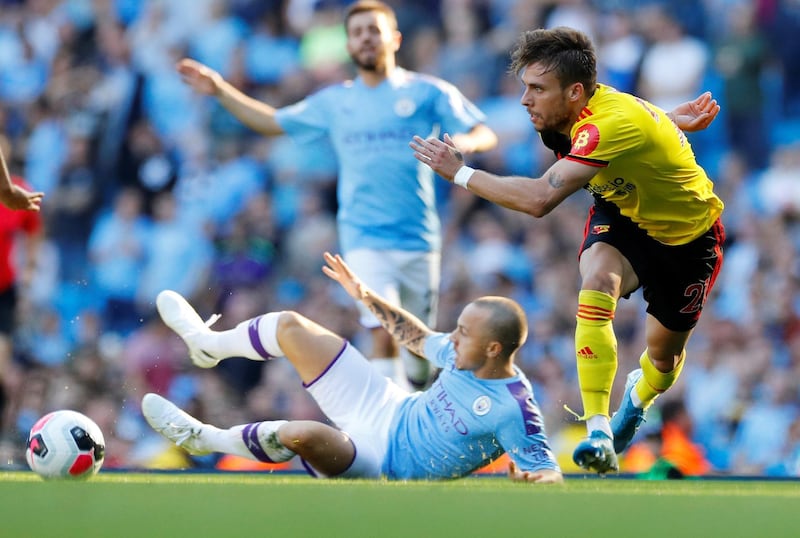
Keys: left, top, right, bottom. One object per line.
{"left": 142, "top": 252, "right": 562, "bottom": 483}
{"left": 410, "top": 27, "right": 724, "bottom": 474}
{"left": 0, "top": 134, "right": 43, "bottom": 430}
{"left": 175, "top": 0, "right": 497, "bottom": 389}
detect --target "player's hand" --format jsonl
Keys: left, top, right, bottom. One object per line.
{"left": 0, "top": 184, "right": 44, "bottom": 211}
{"left": 322, "top": 252, "right": 367, "bottom": 301}
{"left": 176, "top": 58, "right": 223, "bottom": 96}
{"left": 669, "top": 91, "right": 720, "bottom": 132}
{"left": 507, "top": 460, "right": 564, "bottom": 484}
{"left": 410, "top": 134, "right": 465, "bottom": 181}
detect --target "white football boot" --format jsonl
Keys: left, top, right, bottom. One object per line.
{"left": 141, "top": 393, "right": 211, "bottom": 455}
{"left": 156, "top": 290, "right": 222, "bottom": 368}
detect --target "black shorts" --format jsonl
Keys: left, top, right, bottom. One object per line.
{"left": 0, "top": 285, "right": 16, "bottom": 335}
{"left": 580, "top": 198, "right": 725, "bottom": 332}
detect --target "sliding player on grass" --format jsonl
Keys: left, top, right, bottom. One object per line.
{"left": 142, "top": 252, "right": 562, "bottom": 483}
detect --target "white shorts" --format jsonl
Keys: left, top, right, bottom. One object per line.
{"left": 344, "top": 249, "right": 440, "bottom": 328}
{"left": 304, "top": 342, "right": 412, "bottom": 478}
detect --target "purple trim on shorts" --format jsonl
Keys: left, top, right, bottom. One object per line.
{"left": 333, "top": 441, "right": 358, "bottom": 478}
{"left": 300, "top": 459, "right": 318, "bottom": 477}
{"left": 301, "top": 341, "right": 348, "bottom": 388}
{"left": 241, "top": 422, "right": 274, "bottom": 463}
{"left": 300, "top": 444, "right": 357, "bottom": 479}
{"left": 248, "top": 317, "right": 273, "bottom": 360}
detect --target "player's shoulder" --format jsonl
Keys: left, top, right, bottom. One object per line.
{"left": 478, "top": 369, "right": 536, "bottom": 399}
{"left": 587, "top": 84, "right": 637, "bottom": 115}
{"left": 579, "top": 84, "right": 648, "bottom": 135}
{"left": 396, "top": 68, "right": 456, "bottom": 93}
{"left": 304, "top": 77, "right": 361, "bottom": 102}
{"left": 595, "top": 85, "right": 666, "bottom": 118}
{"left": 315, "top": 79, "right": 355, "bottom": 96}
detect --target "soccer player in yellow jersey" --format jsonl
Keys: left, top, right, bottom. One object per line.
{"left": 410, "top": 26, "right": 725, "bottom": 474}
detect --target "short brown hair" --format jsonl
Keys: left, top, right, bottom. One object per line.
{"left": 509, "top": 27, "right": 596, "bottom": 92}
{"left": 471, "top": 296, "right": 528, "bottom": 359}
{"left": 344, "top": 0, "right": 398, "bottom": 32}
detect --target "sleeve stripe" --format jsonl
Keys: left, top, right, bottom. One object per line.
{"left": 565, "top": 155, "right": 608, "bottom": 168}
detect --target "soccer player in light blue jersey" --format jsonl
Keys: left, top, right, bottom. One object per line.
{"left": 176, "top": 0, "right": 497, "bottom": 389}
{"left": 141, "top": 252, "right": 562, "bottom": 483}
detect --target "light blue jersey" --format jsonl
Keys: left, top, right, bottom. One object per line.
{"left": 382, "top": 333, "right": 560, "bottom": 480}
{"left": 275, "top": 68, "right": 486, "bottom": 253}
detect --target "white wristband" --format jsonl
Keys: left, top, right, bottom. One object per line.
{"left": 453, "top": 166, "right": 475, "bottom": 189}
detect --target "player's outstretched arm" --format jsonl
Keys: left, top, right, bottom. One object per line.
{"left": 411, "top": 134, "right": 593, "bottom": 218}
{"left": 507, "top": 460, "right": 564, "bottom": 484}
{"left": 176, "top": 58, "right": 285, "bottom": 136}
{"left": 667, "top": 91, "right": 720, "bottom": 132}
{"left": 322, "top": 251, "right": 369, "bottom": 301}
{"left": 322, "top": 252, "right": 433, "bottom": 357}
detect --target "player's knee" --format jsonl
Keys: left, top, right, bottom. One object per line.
{"left": 580, "top": 276, "right": 621, "bottom": 298}
{"left": 276, "top": 310, "right": 313, "bottom": 339}
{"left": 276, "top": 420, "right": 307, "bottom": 449}
{"left": 645, "top": 334, "right": 688, "bottom": 370}
{"left": 277, "top": 421, "right": 347, "bottom": 457}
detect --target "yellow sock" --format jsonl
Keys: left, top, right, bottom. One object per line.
{"left": 634, "top": 350, "right": 685, "bottom": 408}
{"left": 575, "top": 290, "right": 618, "bottom": 419}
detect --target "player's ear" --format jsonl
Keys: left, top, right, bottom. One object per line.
{"left": 568, "top": 83, "right": 583, "bottom": 102}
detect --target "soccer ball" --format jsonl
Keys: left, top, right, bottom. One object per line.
{"left": 25, "top": 410, "right": 106, "bottom": 480}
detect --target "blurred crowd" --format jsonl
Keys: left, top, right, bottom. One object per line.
{"left": 2, "top": 0, "right": 800, "bottom": 477}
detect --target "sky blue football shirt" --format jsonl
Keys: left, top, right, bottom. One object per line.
{"left": 275, "top": 68, "right": 486, "bottom": 253}
{"left": 381, "top": 333, "right": 560, "bottom": 480}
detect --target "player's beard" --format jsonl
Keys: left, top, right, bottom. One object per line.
{"left": 350, "top": 50, "right": 386, "bottom": 73}
{"left": 533, "top": 98, "right": 575, "bottom": 134}
{"left": 538, "top": 113, "right": 572, "bottom": 133}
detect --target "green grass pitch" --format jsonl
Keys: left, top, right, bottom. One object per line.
{"left": 3, "top": 471, "right": 799, "bottom": 538}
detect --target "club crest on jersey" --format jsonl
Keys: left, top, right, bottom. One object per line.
{"left": 571, "top": 123, "right": 600, "bottom": 156}
{"left": 591, "top": 224, "right": 610, "bottom": 235}
{"left": 472, "top": 395, "right": 492, "bottom": 416}
{"left": 394, "top": 98, "right": 416, "bottom": 117}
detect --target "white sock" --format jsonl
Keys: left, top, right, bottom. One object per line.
{"left": 212, "top": 312, "right": 285, "bottom": 360}
{"left": 203, "top": 421, "right": 295, "bottom": 463}
{"left": 586, "top": 414, "right": 612, "bottom": 438}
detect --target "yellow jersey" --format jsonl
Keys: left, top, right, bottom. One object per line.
{"left": 565, "top": 84, "right": 724, "bottom": 245}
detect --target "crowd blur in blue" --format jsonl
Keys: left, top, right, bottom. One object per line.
{"left": 2, "top": 0, "right": 800, "bottom": 476}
